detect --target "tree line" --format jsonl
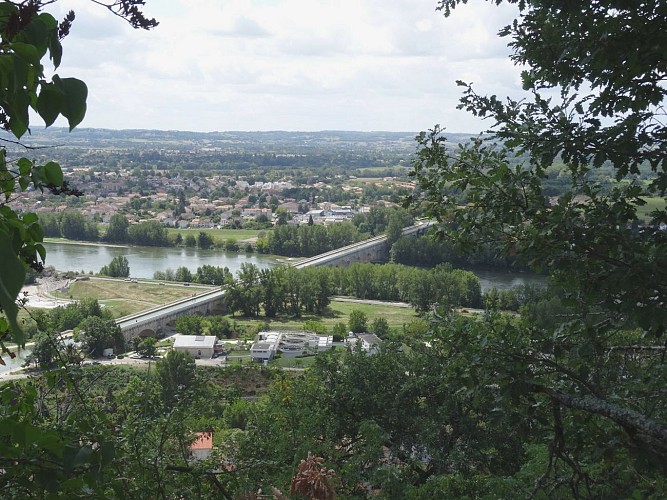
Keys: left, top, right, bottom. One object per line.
{"left": 28, "top": 298, "right": 124, "bottom": 367}
{"left": 223, "top": 262, "right": 483, "bottom": 318}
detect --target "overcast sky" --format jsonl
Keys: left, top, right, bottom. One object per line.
{"left": 45, "top": 0, "right": 522, "bottom": 134}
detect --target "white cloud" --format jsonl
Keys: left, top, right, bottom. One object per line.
{"left": 42, "top": 0, "right": 523, "bottom": 133}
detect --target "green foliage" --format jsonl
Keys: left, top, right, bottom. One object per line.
{"left": 196, "top": 230, "right": 214, "bottom": 249}
{"left": 348, "top": 309, "right": 367, "bottom": 333}
{"left": 391, "top": 233, "right": 520, "bottom": 269}
{"left": 0, "top": 0, "right": 155, "bottom": 349}
{"left": 175, "top": 314, "right": 203, "bottom": 336}
{"left": 404, "top": 0, "right": 667, "bottom": 492}
{"left": 105, "top": 213, "right": 129, "bottom": 243}
{"left": 385, "top": 208, "right": 414, "bottom": 245}
{"left": 331, "top": 322, "right": 347, "bottom": 340}
{"left": 127, "top": 220, "right": 169, "bottom": 246}
{"left": 44, "top": 297, "right": 107, "bottom": 332}
{"left": 25, "top": 331, "right": 60, "bottom": 368}
{"left": 193, "top": 264, "right": 232, "bottom": 285}
{"left": 155, "top": 349, "right": 197, "bottom": 405}
{"left": 268, "top": 221, "right": 363, "bottom": 257}
{"left": 302, "top": 319, "right": 327, "bottom": 335}
{"left": 99, "top": 255, "right": 130, "bottom": 277}
{"left": 224, "top": 238, "right": 239, "bottom": 251}
{"left": 174, "top": 266, "right": 192, "bottom": 282}
{"left": 76, "top": 316, "right": 124, "bottom": 357}
{"left": 137, "top": 336, "right": 157, "bottom": 357}
{"left": 204, "top": 315, "right": 233, "bottom": 338}
{"left": 370, "top": 316, "right": 390, "bottom": 338}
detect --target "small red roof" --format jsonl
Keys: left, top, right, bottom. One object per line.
{"left": 191, "top": 432, "right": 213, "bottom": 450}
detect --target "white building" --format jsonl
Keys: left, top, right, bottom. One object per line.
{"left": 346, "top": 332, "right": 382, "bottom": 355}
{"left": 173, "top": 334, "right": 216, "bottom": 358}
{"left": 250, "top": 331, "right": 333, "bottom": 362}
{"left": 250, "top": 341, "right": 277, "bottom": 362}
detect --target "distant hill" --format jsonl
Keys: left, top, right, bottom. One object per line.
{"left": 1, "top": 127, "right": 477, "bottom": 152}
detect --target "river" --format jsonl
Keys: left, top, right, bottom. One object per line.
{"left": 43, "top": 241, "right": 283, "bottom": 279}
{"left": 42, "top": 242, "right": 546, "bottom": 290}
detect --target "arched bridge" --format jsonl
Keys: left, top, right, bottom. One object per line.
{"left": 116, "top": 288, "right": 225, "bottom": 342}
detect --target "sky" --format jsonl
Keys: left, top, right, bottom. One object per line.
{"left": 44, "top": 0, "right": 523, "bottom": 134}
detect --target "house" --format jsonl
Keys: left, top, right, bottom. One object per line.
{"left": 358, "top": 333, "right": 382, "bottom": 354}
{"left": 173, "top": 334, "right": 217, "bottom": 358}
{"left": 345, "top": 332, "right": 382, "bottom": 355}
{"left": 190, "top": 432, "right": 213, "bottom": 461}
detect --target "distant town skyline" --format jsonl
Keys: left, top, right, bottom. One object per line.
{"left": 42, "top": 0, "right": 523, "bottom": 134}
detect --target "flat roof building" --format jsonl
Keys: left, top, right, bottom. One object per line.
{"left": 173, "top": 334, "right": 216, "bottom": 359}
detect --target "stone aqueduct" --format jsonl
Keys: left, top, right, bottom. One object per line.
{"left": 115, "top": 222, "right": 434, "bottom": 341}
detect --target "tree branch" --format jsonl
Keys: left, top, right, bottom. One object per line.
{"left": 530, "top": 384, "right": 667, "bottom": 445}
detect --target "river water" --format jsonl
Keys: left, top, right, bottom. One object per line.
{"left": 43, "top": 242, "right": 283, "bottom": 279}
{"left": 42, "top": 242, "right": 546, "bottom": 290}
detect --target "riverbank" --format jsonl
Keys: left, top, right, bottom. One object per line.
{"left": 44, "top": 238, "right": 129, "bottom": 248}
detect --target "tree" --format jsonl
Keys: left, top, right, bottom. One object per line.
{"left": 76, "top": 316, "right": 124, "bottom": 357}
{"left": 99, "top": 255, "right": 130, "bottom": 277}
{"left": 370, "top": 317, "right": 389, "bottom": 339}
{"left": 174, "top": 266, "right": 192, "bottom": 282}
{"left": 194, "top": 264, "right": 232, "bottom": 285}
{"left": 25, "top": 332, "right": 60, "bottom": 368}
{"left": 197, "top": 231, "right": 214, "bottom": 249}
{"left": 105, "top": 213, "right": 129, "bottom": 243}
{"left": 385, "top": 208, "right": 413, "bottom": 246}
{"left": 225, "top": 238, "right": 239, "bottom": 252}
{"left": 407, "top": 0, "right": 667, "bottom": 494}
{"left": 331, "top": 322, "right": 348, "bottom": 341}
{"left": 155, "top": 349, "right": 196, "bottom": 405}
{"left": 348, "top": 310, "right": 367, "bottom": 333}
{"left": 175, "top": 315, "right": 202, "bottom": 336}
{"left": 137, "top": 336, "right": 157, "bottom": 358}
{"left": 275, "top": 208, "right": 289, "bottom": 225}
{"left": 56, "top": 211, "right": 98, "bottom": 241}
{"left": 128, "top": 221, "right": 169, "bottom": 246}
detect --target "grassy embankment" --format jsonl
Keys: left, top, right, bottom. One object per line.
{"left": 46, "top": 228, "right": 269, "bottom": 246}
{"left": 53, "top": 280, "right": 199, "bottom": 317}
{"left": 166, "top": 228, "right": 268, "bottom": 243}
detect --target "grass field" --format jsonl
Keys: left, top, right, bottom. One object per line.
{"left": 272, "top": 355, "right": 318, "bottom": 368}
{"left": 53, "top": 280, "right": 198, "bottom": 318}
{"left": 166, "top": 228, "right": 269, "bottom": 242}
{"left": 227, "top": 299, "right": 418, "bottom": 336}
{"left": 635, "top": 197, "right": 666, "bottom": 222}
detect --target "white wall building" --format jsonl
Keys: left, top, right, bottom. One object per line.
{"left": 173, "top": 334, "right": 216, "bottom": 358}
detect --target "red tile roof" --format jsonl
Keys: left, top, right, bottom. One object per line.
{"left": 191, "top": 432, "right": 213, "bottom": 450}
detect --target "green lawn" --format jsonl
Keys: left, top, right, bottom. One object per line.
{"left": 635, "top": 197, "right": 666, "bottom": 222}
{"left": 53, "top": 280, "right": 197, "bottom": 318}
{"left": 166, "top": 228, "right": 270, "bottom": 242}
{"left": 272, "top": 355, "right": 318, "bottom": 368}
{"left": 226, "top": 299, "right": 418, "bottom": 336}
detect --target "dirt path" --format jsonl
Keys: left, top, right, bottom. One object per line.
{"left": 332, "top": 296, "right": 412, "bottom": 308}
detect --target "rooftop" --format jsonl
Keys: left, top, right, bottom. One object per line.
{"left": 173, "top": 334, "right": 217, "bottom": 349}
